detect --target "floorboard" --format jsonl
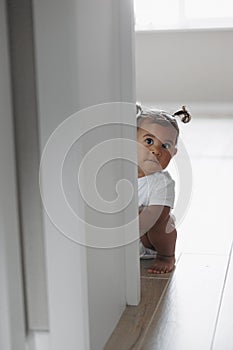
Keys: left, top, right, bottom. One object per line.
{"left": 104, "top": 272, "right": 169, "bottom": 350}
{"left": 212, "top": 251, "right": 233, "bottom": 350}
{"left": 140, "top": 254, "right": 228, "bottom": 350}
{"left": 176, "top": 159, "right": 233, "bottom": 256}
{"left": 105, "top": 118, "right": 233, "bottom": 350}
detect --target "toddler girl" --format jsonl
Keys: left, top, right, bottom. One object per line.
{"left": 137, "top": 104, "right": 191, "bottom": 274}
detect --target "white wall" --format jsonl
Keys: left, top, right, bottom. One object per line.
{"left": 0, "top": 0, "right": 25, "bottom": 349}
{"left": 7, "top": 0, "right": 49, "bottom": 330}
{"left": 135, "top": 29, "right": 233, "bottom": 116}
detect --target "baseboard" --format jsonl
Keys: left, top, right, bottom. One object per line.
{"left": 26, "top": 331, "right": 49, "bottom": 350}
{"left": 139, "top": 102, "right": 233, "bottom": 118}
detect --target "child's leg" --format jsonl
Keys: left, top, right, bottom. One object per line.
{"left": 142, "top": 207, "right": 177, "bottom": 274}
{"left": 140, "top": 232, "right": 154, "bottom": 250}
{"left": 148, "top": 229, "right": 177, "bottom": 273}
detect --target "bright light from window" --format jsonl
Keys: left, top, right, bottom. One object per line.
{"left": 134, "top": 0, "right": 233, "bottom": 30}
{"left": 185, "top": 0, "right": 233, "bottom": 18}
{"left": 134, "top": 0, "right": 180, "bottom": 29}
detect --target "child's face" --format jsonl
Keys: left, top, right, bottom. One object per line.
{"left": 137, "top": 120, "right": 177, "bottom": 178}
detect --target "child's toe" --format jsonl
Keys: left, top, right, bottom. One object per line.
{"left": 147, "top": 260, "right": 175, "bottom": 274}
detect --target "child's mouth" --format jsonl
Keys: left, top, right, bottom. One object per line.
{"left": 147, "top": 158, "right": 159, "bottom": 165}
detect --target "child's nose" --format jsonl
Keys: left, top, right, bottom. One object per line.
{"left": 151, "top": 144, "right": 162, "bottom": 156}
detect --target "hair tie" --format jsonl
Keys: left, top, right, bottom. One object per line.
{"left": 136, "top": 102, "right": 143, "bottom": 117}
{"left": 173, "top": 106, "right": 191, "bottom": 123}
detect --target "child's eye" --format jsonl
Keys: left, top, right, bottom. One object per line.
{"left": 162, "top": 143, "right": 171, "bottom": 149}
{"left": 145, "top": 138, "right": 154, "bottom": 145}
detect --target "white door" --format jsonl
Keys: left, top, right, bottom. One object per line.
{"left": 2, "top": 0, "right": 140, "bottom": 349}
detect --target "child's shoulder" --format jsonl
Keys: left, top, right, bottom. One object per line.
{"left": 150, "top": 171, "right": 173, "bottom": 181}
{"left": 150, "top": 171, "right": 175, "bottom": 189}
{"left": 138, "top": 171, "right": 174, "bottom": 188}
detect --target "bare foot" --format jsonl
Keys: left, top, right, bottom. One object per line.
{"left": 147, "top": 255, "right": 175, "bottom": 274}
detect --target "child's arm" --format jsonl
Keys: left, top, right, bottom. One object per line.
{"left": 140, "top": 205, "right": 177, "bottom": 257}
{"left": 140, "top": 205, "right": 177, "bottom": 274}
{"left": 139, "top": 205, "right": 168, "bottom": 237}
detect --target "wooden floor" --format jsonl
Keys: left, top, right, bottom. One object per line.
{"left": 105, "top": 118, "right": 233, "bottom": 350}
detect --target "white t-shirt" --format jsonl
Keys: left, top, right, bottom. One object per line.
{"left": 138, "top": 171, "right": 175, "bottom": 209}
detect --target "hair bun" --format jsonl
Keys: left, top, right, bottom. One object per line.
{"left": 173, "top": 106, "right": 191, "bottom": 123}
{"left": 136, "top": 102, "right": 143, "bottom": 117}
